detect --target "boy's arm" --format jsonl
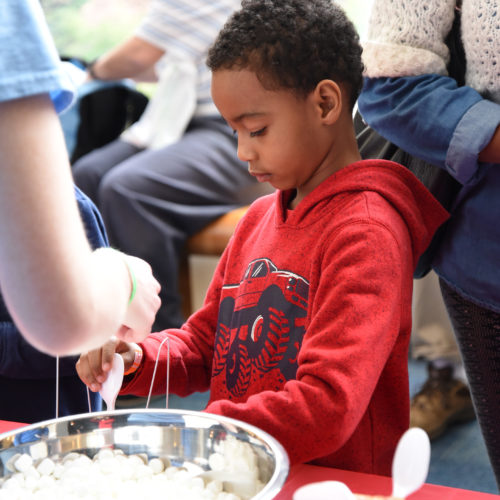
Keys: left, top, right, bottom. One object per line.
{"left": 206, "top": 222, "right": 409, "bottom": 465}
{"left": 118, "top": 247, "right": 234, "bottom": 398}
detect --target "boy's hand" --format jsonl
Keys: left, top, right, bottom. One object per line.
{"left": 118, "top": 254, "right": 161, "bottom": 343}
{"left": 76, "top": 337, "right": 136, "bottom": 392}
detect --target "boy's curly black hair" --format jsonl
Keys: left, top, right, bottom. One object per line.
{"left": 207, "top": 0, "right": 364, "bottom": 109}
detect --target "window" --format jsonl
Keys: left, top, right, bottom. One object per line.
{"left": 41, "top": 0, "right": 149, "bottom": 62}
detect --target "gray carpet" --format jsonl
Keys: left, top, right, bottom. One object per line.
{"left": 408, "top": 358, "right": 498, "bottom": 494}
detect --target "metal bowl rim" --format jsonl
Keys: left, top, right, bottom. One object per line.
{"left": 0, "top": 409, "right": 289, "bottom": 499}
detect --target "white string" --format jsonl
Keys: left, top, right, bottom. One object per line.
{"left": 55, "top": 356, "right": 60, "bottom": 418}
{"left": 57, "top": 355, "right": 94, "bottom": 417}
{"left": 87, "top": 386, "right": 92, "bottom": 413}
{"left": 145, "top": 335, "right": 170, "bottom": 409}
{"left": 69, "top": 335, "right": 171, "bottom": 414}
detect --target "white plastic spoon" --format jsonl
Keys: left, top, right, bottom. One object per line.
{"left": 293, "top": 480, "right": 356, "bottom": 500}
{"left": 99, "top": 353, "right": 124, "bottom": 411}
{"left": 392, "top": 427, "right": 431, "bottom": 498}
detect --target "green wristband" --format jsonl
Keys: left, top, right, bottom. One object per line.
{"left": 123, "top": 259, "right": 137, "bottom": 305}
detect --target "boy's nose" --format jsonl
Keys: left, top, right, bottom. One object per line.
{"left": 237, "top": 138, "right": 256, "bottom": 162}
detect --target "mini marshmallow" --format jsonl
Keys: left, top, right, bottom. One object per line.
{"left": 13, "top": 454, "right": 33, "bottom": 473}
{"left": 0, "top": 438, "right": 262, "bottom": 500}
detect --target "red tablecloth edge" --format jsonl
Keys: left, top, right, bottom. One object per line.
{"left": 274, "top": 463, "right": 499, "bottom": 500}
{"left": 0, "top": 420, "right": 27, "bottom": 434}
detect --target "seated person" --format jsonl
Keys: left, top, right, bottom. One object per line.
{"left": 72, "top": 0, "right": 272, "bottom": 332}
{"left": 1, "top": 187, "right": 104, "bottom": 424}
{"left": 76, "top": 0, "right": 448, "bottom": 475}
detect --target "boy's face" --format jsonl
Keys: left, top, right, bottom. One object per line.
{"left": 211, "top": 68, "right": 338, "bottom": 205}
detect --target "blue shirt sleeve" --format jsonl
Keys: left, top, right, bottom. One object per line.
{"left": 0, "top": 0, "right": 75, "bottom": 112}
{"left": 358, "top": 75, "right": 500, "bottom": 185}
{"left": 447, "top": 100, "right": 500, "bottom": 184}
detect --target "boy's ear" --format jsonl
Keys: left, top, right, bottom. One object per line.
{"left": 314, "top": 80, "right": 342, "bottom": 124}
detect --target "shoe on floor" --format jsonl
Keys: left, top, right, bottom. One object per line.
{"left": 410, "top": 362, "right": 476, "bottom": 440}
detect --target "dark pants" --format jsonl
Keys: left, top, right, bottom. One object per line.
{"left": 73, "top": 117, "right": 272, "bottom": 330}
{"left": 440, "top": 278, "right": 500, "bottom": 490}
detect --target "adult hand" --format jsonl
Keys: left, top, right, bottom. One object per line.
{"left": 76, "top": 337, "right": 136, "bottom": 392}
{"left": 117, "top": 254, "right": 161, "bottom": 343}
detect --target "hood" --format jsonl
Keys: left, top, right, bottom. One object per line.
{"left": 279, "top": 160, "right": 450, "bottom": 271}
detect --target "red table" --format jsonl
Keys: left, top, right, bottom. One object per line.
{"left": 1, "top": 420, "right": 497, "bottom": 499}
{"left": 0, "top": 420, "right": 25, "bottom": 433}
{"left": 274, "top": 463, "right": 499, "bottom": 499}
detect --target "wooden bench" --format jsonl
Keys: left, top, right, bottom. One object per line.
{"left": 179, "top": 206, "right": 249, "bottom": 317}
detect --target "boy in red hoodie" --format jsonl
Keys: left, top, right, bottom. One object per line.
{"left": 77, "top": 0, "right": 448, "bottom": 476}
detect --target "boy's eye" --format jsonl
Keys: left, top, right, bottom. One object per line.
{"left": 249, "top": 127, "right": 266, "bottom": 138}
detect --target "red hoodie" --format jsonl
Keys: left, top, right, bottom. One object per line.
{"left": 121, "top": 160, "right": 448, "bottom": 476}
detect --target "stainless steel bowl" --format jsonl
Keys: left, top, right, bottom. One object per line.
{"left": 0, "top": 409, "right": 289, "bottom": 499}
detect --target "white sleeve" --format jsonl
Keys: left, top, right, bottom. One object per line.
{"left": 362, "top": 0, "right": 456, "bottom": 78}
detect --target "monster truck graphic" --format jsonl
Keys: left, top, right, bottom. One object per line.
{"left": 213, "top": 258, "right": 309, "bottom": 398}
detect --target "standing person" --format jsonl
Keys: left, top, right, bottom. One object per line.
{"left": 0, "top": 0, "right": 161, "bottom": 356}
{"left": 77, "top": 0, "right": 448, "bottom": 475}
{"left": 72, "top": 0, "right": 273, "bottom": 332}
{"left": 409, "top": 270, "right": 475, "bottom": 440}
{"left": 358, "top": 0, "right": 500, "bottom": 486}
{"left": 354, "top": 108, "right": 475, "bottom": 441}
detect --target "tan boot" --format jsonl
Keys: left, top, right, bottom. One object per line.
{"left": 410, "top": 362, "right": 476, "bottom": 440}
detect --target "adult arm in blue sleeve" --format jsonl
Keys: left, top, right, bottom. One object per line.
{"left": 358, "top": 75, "right": 500, "bottom": 185}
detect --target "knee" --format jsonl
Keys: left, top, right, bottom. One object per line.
{"left": 98, "top": 166, "right": 140, "bottom": 216}
{"left": 73, "top": 149, "right": 117, "bottom": 204}
{"left": 72, "top": 155, "right": 98, "bottom": 199}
